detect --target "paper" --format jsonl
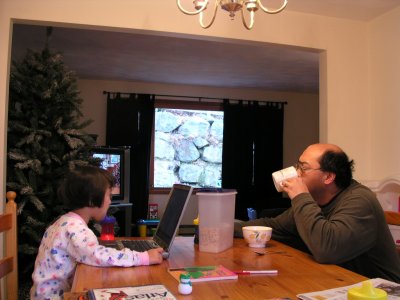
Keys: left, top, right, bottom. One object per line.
{"left": 297, "top": 278, "right": 400, "bottom": 300}
{"left": 88, "top": 284, "right": 177, "bottom": 300}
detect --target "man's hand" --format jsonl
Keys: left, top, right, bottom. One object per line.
{"left": 281, "top": 177, "right": 309, "bottom": 200}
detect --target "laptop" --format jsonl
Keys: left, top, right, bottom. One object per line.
{"left": 102, "top": 184, "right": 193, "bottom": 259}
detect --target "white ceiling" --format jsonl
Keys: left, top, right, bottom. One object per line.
{"left": 285, "top": 0, "right": 399, "bottom": 21}
{"left": 10, "top": 0, "right": 400, "bottom": 94}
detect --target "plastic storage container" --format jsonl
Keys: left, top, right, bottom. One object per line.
{"left": 197, "top": 189, "right": 237, "bottom": 253}
{"left": 137, "top": 219, "right": 147, "bottom": 237}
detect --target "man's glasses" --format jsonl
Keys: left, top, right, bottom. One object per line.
{"left": 295, "top": 162, "right": 321, "bottom": 175}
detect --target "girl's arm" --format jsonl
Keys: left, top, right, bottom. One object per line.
{"left": 66, "top": 222, "right": 150, "bottom": 267}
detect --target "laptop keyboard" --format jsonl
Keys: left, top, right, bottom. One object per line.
{"left": 100, "top": 240, "right": 158, "bottom": 252}
{"left": 120, "top": 240, "right": 158, "bottom": 252}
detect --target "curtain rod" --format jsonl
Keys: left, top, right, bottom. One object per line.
{"left": 102, "top": 91, "right": 288, "bottom": 105}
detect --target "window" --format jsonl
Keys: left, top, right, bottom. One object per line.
{"left": 151, "top": 100, "right": 223, "bottom": 190}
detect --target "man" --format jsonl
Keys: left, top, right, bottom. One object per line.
{"left": 235, "top": 143, "right": 400, "bottom": 282}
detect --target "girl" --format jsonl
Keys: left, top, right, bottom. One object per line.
{"left": 30, "top": 166, "right": 164, "bottom": 299}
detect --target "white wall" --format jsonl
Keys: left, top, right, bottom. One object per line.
{"left": 369, "top": 6, "right": 400, "bottom": 180}
{"left": 2, "top": 0, "right": 400, "bottom": 215}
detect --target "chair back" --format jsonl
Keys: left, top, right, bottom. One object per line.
{"left": 384, "top": 210, "right": 400, "bottom": 226}
{"left": 384, "top": 210, "right": 400, "bottom": 256}
{"left": 0, "top": 191, "right": 18, "bottom": 300}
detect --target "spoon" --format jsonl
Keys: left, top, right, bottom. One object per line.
{"left": 254, "top": 250, "right": 287, "bottom": 255}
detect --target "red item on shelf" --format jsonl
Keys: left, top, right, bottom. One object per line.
{"left": 100, "top": 216, "right": 116, "bottom": 241}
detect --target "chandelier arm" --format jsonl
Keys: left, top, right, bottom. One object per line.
{"left": 241, "top": 9, "right": 254, "bottom": 30}
{"left": 257, "top": 0, "right": 287, "bottom": 14}
{"left": 176, "top": 0, "right": 208, "bottom": 15}
{"left": 199, "top": 0, "right": 220, "bottom": 29}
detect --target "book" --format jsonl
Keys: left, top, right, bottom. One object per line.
{"left": 88, "top": 284, "right": 177, "bottom": 300}
{"left": 168, "top": 265, "right": 238, "bottom": 283}
{"left": 297, "top": 278, "right": 400, "bottom": 300}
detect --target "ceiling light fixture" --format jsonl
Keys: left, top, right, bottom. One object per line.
{"left": 176, "top": 0, "right": 288, "bottom": 30}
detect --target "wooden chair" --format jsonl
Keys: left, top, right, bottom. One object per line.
{"left": 384, "top": 210, "right": 400, "bottom": 256}
{"left": 384, "top": 210, "right": 400, "bottom": 226}
{"left": 0, "top": 191, "right": 18, "bottom": 300}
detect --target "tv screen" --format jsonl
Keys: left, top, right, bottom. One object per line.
{"left": 91, "top": 146, "right": 130, "bottom": 203}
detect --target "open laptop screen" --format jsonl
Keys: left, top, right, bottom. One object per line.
{"left": 153, "top": 184, "right": 193, "bottom": 249}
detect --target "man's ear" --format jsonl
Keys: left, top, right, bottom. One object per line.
{"left": 323, "top": 172, "right": 336, "bottom": 185}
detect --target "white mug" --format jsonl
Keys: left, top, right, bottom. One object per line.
{"left": 272, "top": 166, "right": 298, "bottom": 192}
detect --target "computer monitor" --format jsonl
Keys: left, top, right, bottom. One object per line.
{"left": 91, "top": 146, "right": 130, "bottom": 204}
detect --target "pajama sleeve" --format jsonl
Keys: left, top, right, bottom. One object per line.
{"left": 63, "top": 219, "right": 150, "bottom": 267}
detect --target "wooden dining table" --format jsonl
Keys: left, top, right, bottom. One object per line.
{"left": 67, "top": 236, "right": 367, "bottom": 299}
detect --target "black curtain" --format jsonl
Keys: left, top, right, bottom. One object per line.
{"left": 106, "top": 93, "right": 155, "bottom": 223}
{"left": 222, "top": 100, "right": 286, "bottom": 220}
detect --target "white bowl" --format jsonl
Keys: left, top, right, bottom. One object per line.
{"left": 242, "top": 226, "right": 272, "bottom": 248}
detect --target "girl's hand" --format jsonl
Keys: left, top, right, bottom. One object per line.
{"left": 147, "top": 247, "right": 164, "bottom": 264}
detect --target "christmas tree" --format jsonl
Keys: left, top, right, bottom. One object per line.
{"left": 7, "top": 32, "right": 98, "bottom": 279}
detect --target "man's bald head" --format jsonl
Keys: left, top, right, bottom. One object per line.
{"left": 305, "top": 143, "right": 343, "bottom": 158}
{"left": 306, "top": 143, "right": 354, "bottom": 189}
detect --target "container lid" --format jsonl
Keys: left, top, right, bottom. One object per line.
{"left": 196, "top": 188, "right": 237, "bottom": 196}
{"left": 347, "top": 281, "right": 387, "bottom": 300}
{"left": 100, "top": 216, "right": 116, "bottom": 224}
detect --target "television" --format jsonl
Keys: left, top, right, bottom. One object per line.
{"left": 91, "top": 146, "right": 131, "bottom": 204}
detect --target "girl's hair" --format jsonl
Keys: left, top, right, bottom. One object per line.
{"left": 58, "top": 165, "right": 116, "bottom": 210}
